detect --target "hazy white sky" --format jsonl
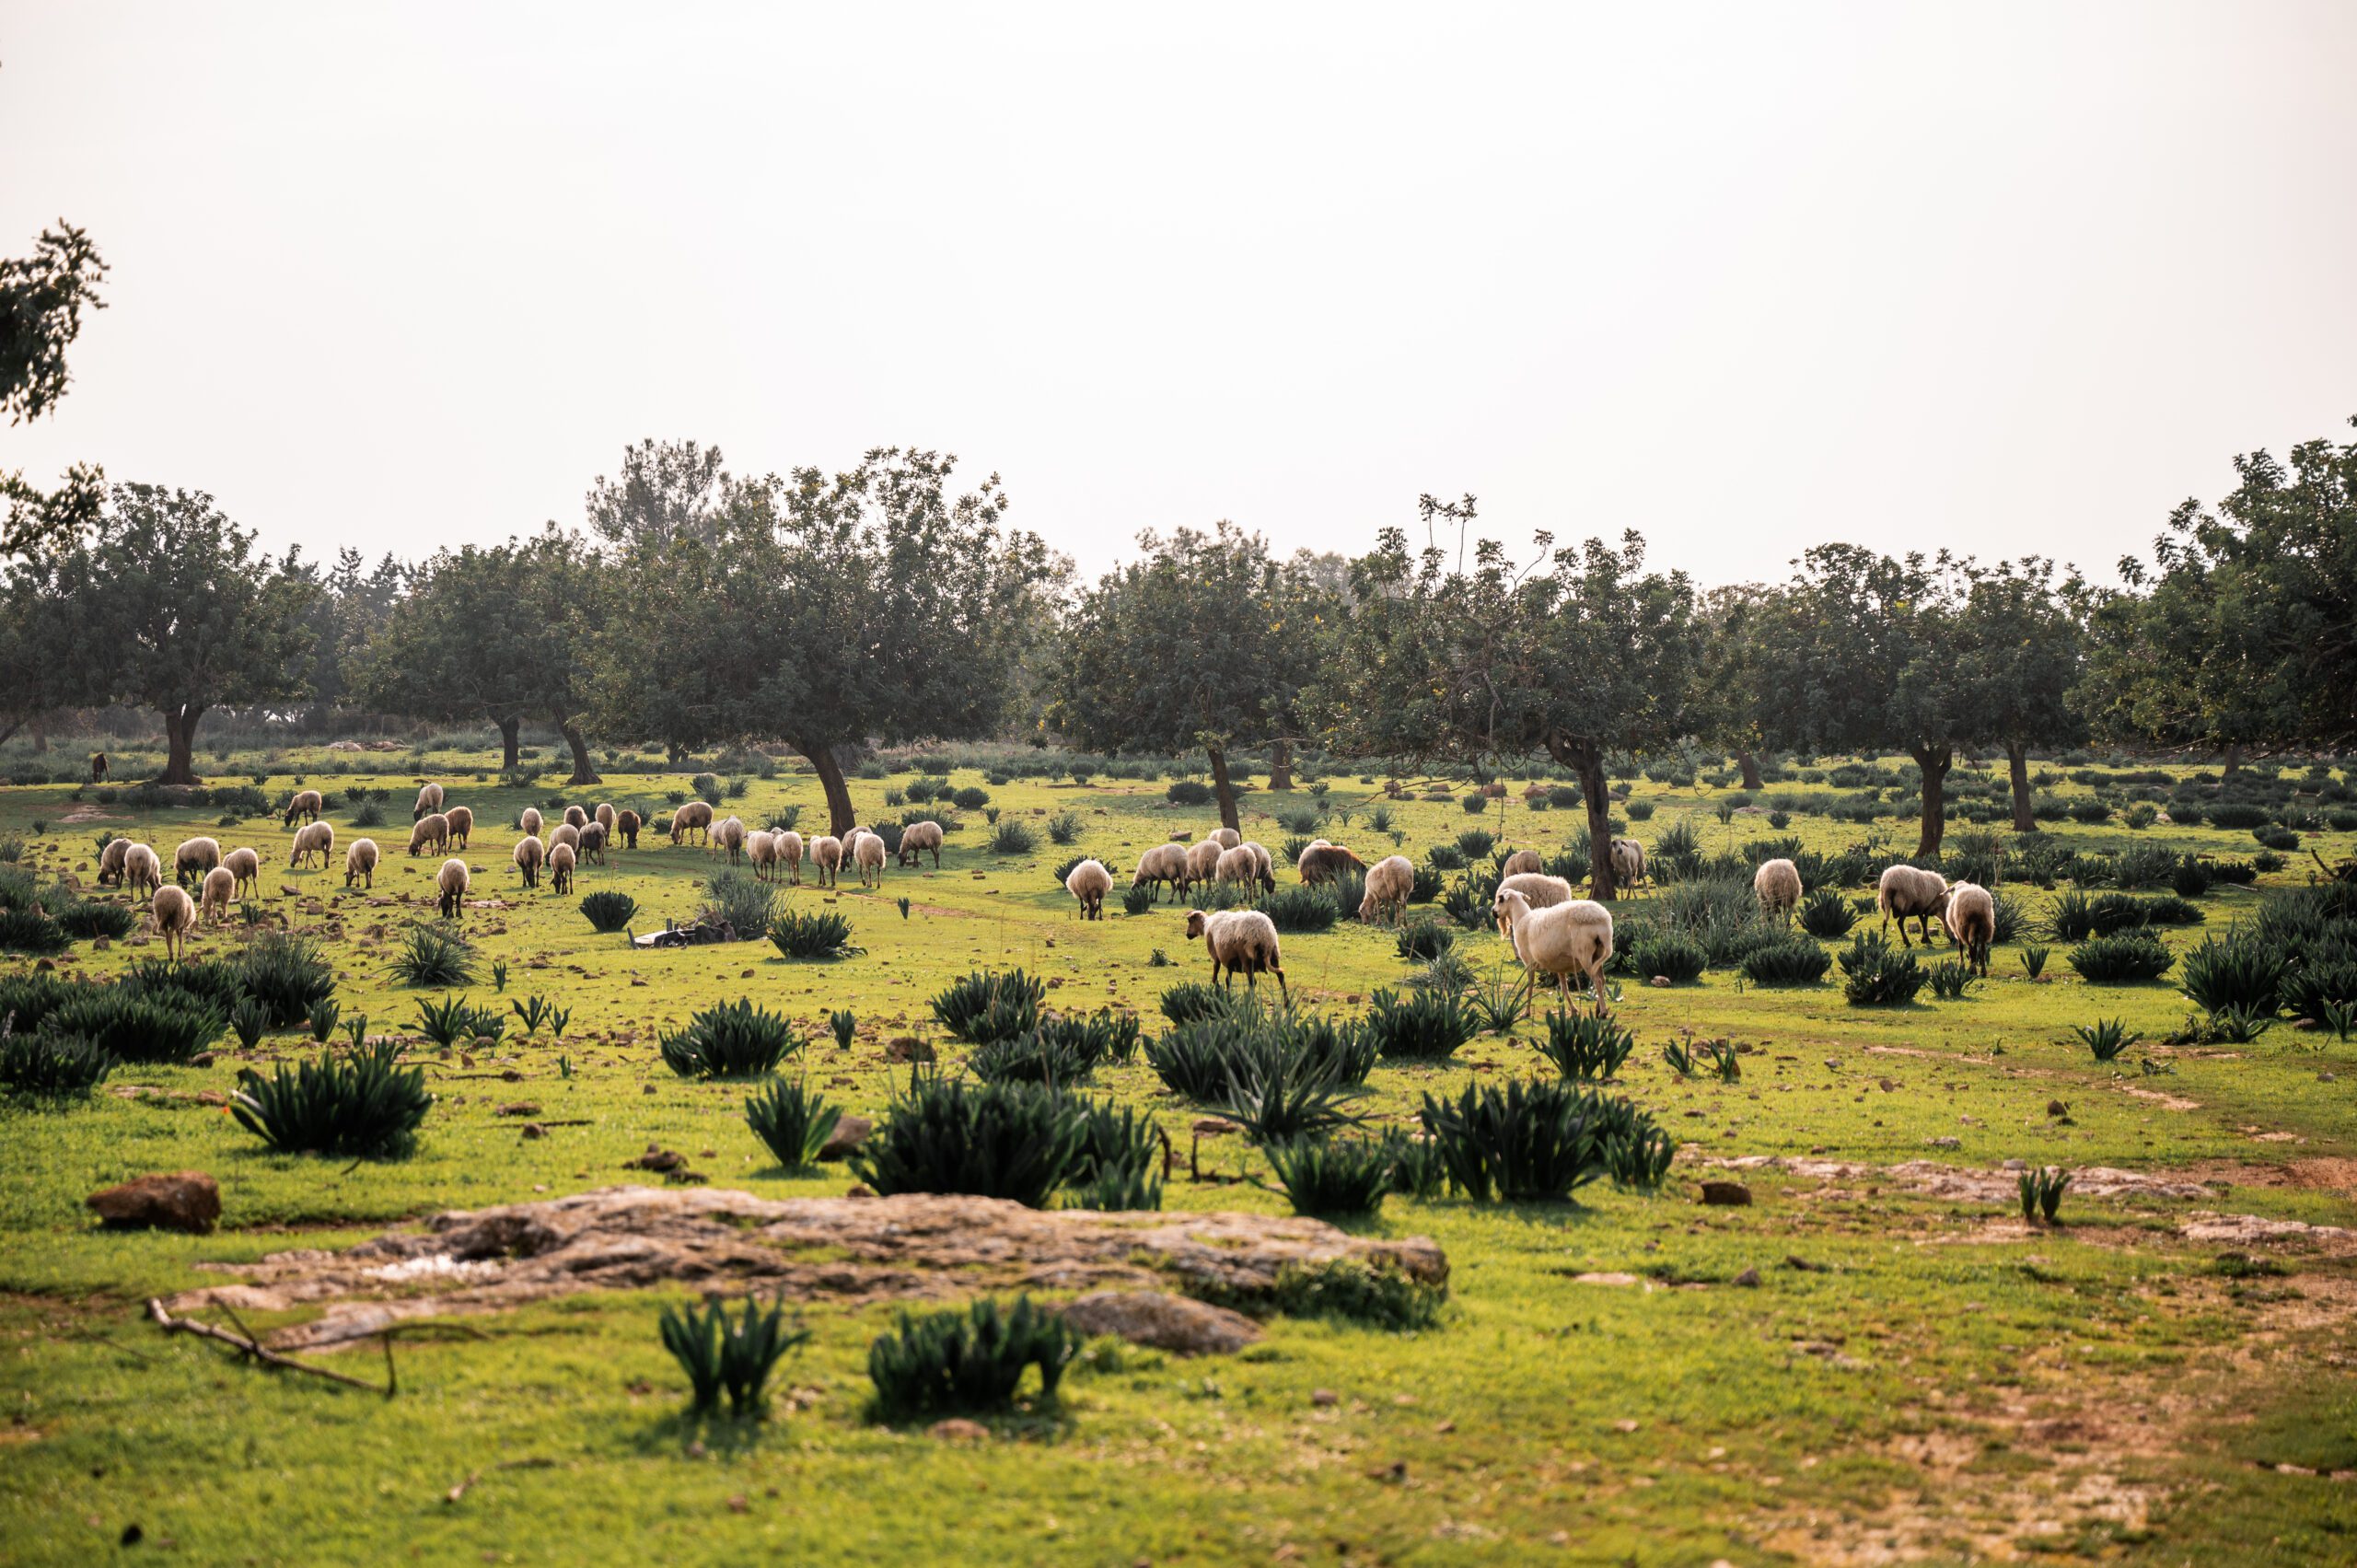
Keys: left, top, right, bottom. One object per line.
{"left": 5, "top": 3, "right": 2353, "bottom": 586}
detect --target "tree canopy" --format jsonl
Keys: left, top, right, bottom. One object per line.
{"left": 1, "top": 221, "right": 110, "bottom": 555}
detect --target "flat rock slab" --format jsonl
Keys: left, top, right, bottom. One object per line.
{"left": 1714, "top": 1156, "right": 2212, "bottom": 1203}
{"left": 171, "top": 1186, "right": 1446, "bottom": 1353}
{"left": 1055, "top": 1290, "right": 1261, "bottom": 1354}
{"left": 88, "top": 1172, "right": 220, "bottom": 1234}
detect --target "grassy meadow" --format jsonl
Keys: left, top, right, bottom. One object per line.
{"left": 2, "top": 742, "right": 2354, "bottom": 1566}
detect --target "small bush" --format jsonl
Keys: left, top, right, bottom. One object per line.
{"left": 867, "top": 1296, "right": 1078, "bottom": 1419}
{"left": 1165, "top": 780, "right": 1212, "bottom": 807}
{"left": 768, "top": 909, "right": 856, "bottom": 960}
{"left": 236, "top": 933, "right": 336, "bottom": 1027}
{"left": 580, "top": 890, "right": 638, "bottom": 933}
{"left": 1395, "top": 920, "right": 1456, "bottom": 961}
{"left": 1534, "top": 1012, "right": 1635, "bottom": 1079}
{"left": 989, "top": 819, "right": 1039, "bottom": 855}
{"left": 1256, "top": 884, "right": 1339, "bottom": 934}
{"left": 660, "top": 1000, "right": 805, "bottom": 1078}
{"left": 1120, "top": 882, "right": 1155, "bottom": 916}
{"left": 746, "top": 1077, "right": 843, "bottom": 1168}
{"left": 39, "top": 988, "right": 221, "bottom": 1064}
{"left": 230, "top": 1041, "right": 432, "bottom": 1158}
{"left": 1927, "top": 960, "right": 1975, "bottom": 1001}
{"left": 1157, "top": 981, "right": 1243, "bottom": 1027}
{"left": 1798, "top": 887, "right": 1857, "bottom": 939}
{"left": 699, "top": 870, "right": 777, "bottom": 938}
{"left": 1361, "top": 986, "right": 1478, "bottom": 1062}
{"left": 2177, "top": 935, "right": 2283, "bottom": 1016}
{"left": 1740, "top": 937, "right": 1831, "bottom": 986}
{"left": 2071, "top": 1017, "right": 2138, "bottom": 1062}
{"left": 2068, "top": 932, "right": 2177, "bottom": 984}
{"left": 1841, "top": 935, "right": 1926, "bottom": 1006}
{"left": 853, "top": 1072, "right": 1088, "bottom": 1207}
{"left": 1045, "top": 811, "right": 1082, "bottom": 845}
{"left": 0, "top": 1028, "right": 114, "bottom": 1100}
{"left": 931, "top": 969, "right": 1044, "bottom": 1042}
{"left": 50, "top": 892, "right": 134, "bottom": 941}
{"left": 2022, "top": 944, "right": 2051, "bottom": 979}
{"left": 2253, "top": 824, "right": 2302, "bottom": 852}
{"left": 0, "top": 907, "right": 69, "bottom": 956}
{"left": 659, "top": 1295, "right": 810, "bottom": 1418}
{"left": 1418, "top": 1079, "right": 1638, "bottom": 1202}
{"left": 1263, "top": 1135, "right": 1395, "bottom": 1215}
{"left": 1425, "top": 843, "right": 1467, "bottom": 872}
{"left": 952, "top": 786, "right": 992, "bottom": 811}
{"left": 1629, "top": 930, "right": 1708, "bottom": 983}
{"left": 389, "top": 923, "right": 477, "bottom": 987}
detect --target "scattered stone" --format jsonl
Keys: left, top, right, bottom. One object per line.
{"left": 1926, "top": 1136, "right": 1961, "bottom": 1149}
{"left": 1648, "top": 976, "right": 1672, "bottom": 988}
{"left": 1192, "top": 1118, "right": 1238, "bottom": 1137}
{"left": 1310, "top": 1388, "right": 1339, "bottom": 1407}
{"left": 845, "top": 1183, "right": 877, "bottom": 1199}
{"left": 885, "top": 1037, "right": 934, "bottom": 1063}
{"left": 1731, "top": 1267, "right": 1760, "bottom": 1288}
{"left": 818, "top": 1115, "right": 871, "bottom": 1161}
{"left": 495, "top": 1102, "right": 541, "bottom": 1118}
{"left": 623, "top": 1146, "right": 688, "bottom": 1173}
{"left": 87, "top": 1172, "right": 220, "bottom": 1234}
{"left": 927, "top": 1418, "right": 989, "bottom": 1443}
{"left": 521, "top": 1124, "right": 547, "bottom": 1140}
{"left": 1056, "top": 1291, "right": 1261, "bottom": 1355}
{"left": 1569, "top": 1272, "right": 1642, "bottom": 1286}
{"left": 1699, "top": 1180, "right": 1752, "bottom": 1207}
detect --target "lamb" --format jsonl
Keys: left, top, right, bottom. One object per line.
{"left": 200, "top": 865, "right": 237, "bottom": 924}
{"left": 1753, "top": 857, "right": 1803, "bottom": 924}
{"left": 615, "top": 808, "right": 641, "bottom": 850}
{"left": 444, "top": 806, "right": 474, "bottom": 849}
{"left": 282, "top": 789, "right": 324, "bottom": 828}
{"left": 1065, "top": 857, "right": 1113, "bottom": 920}
{"left": 122, "top": 842, "right": 162, "bottom": 899}
{"left": 1492, "top": 873, "right": 1575, "bottom": 935}
{"left": 1214, "top": 844, "right": 1261, "bottom": 894}
{"left": 223, "top": 846, "right": 261, "bottom": 898}
{"left": 712, "top": 816, "right": 747, "bottom": 865}
{"left": 670, "top": 800, "right": 714, "bottom": 844}
{"left": 408, "top": 813, "right": 449, "bottom": 856}
{"left": 1132, "top": 842, "right": 1191, "bottom": 902}
{"left": 518, "top": 807, "right": 544, "bottom": 839}
{"left": 512, "top": 835, "right": 545, "bottom": 889}
{"left": 149, "top": 883, "right": 198, "bottom": 962}
{"left": 1876, "top": 864, "right": 1950, "bottom": 947}
{"left": 1208, "top": 827, "right": 1241, "bottom": 851}
{"left": 851, "top": 830, "right": 887, "bottom": 889}
{"left": 549, "top": 842, "right": 576, "bottom": 896}
{"left": 344, "top": 837, "right": 379, "bottom": 889}
{"left": 748, "top": 830, "right": 779, "bottom": 880}
{"left": 1492, "top": 888, "right": 1615, "bottom": 1017}
{"left": 1239, "top": 841, "right": 1278, "bottom": 893}
{"left": 550, "top": 821, "right": 581, "bottom": 853}
{"left": 1296, "top": 841, "right": 1368, "bottom": 885}
{"left": 288, "top": 820, "right": 335, "bottom": 869}
{"left": 1942, "top": 880, "right": 1996, "bottom": 976}
{"left": 97, "top": 837, "right": 132, "bottom": 887}
{"left": 1359, "top": 854, "right": 1414, "bottom": 924}
{"left": 563, "top": 805, "right": 588, "bottom": 830}
{"left": 1609, "top": 837, "right": 1648, "bottom": 897}
{"left": 777, "top": 830, "right": 805, "bottom": 885}
{"left": 576, "top": 821, "right": 607, "bottom": 865}
{"left": 436, "top": 855, "right": 470, "bottom": 918}
{"left": 811, "top": 834, "right": 844, "bottom": 888}
{"left": 174, "top": 837, "right": 221, "bottom": 887}
{"left": 1185, "top": 908, "right": 1288, "bottom": 999}
{"left": 1501, "top": 849, "right": 1541, "bottom": 877}
{"left": 1184, "top": 839, "right": 1225, "bottom": 888}
{"left": 595, "top": 803, "right": 617, "bottom": 839}
{"left": 898, "top": 819, "right": 945, "bottom": 869}
{"left": 412, "top": 783, "right": 444, "bottom": 820}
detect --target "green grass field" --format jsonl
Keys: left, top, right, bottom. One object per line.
{"left": 3, "top": 748, "right": 2354, "bottom": 1566}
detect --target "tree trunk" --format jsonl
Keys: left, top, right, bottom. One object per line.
{"left": 29, "top": 720, "right": 47, "bottom": 754}
{"left": 1268, "top": 738, "right": 1294, "bottom": 792}
{"left": 2222, "top": 742, "right": 2242, "bottom": 782}
{"left": 1547, "top": 733, "right": 1616, "bottom": 900}
{"left": 1737, "top": 750, "right": 1762, "bottom": 792}
{"left": 1205, "top": 746, "right": 1242, "bottom": 832}
{"left": 1910, "top": 743, "right": 1952, "bottom": 859}
{"left": 2006, "top": 740, "right": 2037, "bottom": 832}
{"left": 558, "top": 716, "right": 601, "bottom": 785}
{"left": 800, "top": 742, "right": 858, "bottom": 838}
{"left": 159, "top": 704, "right": 203, "bottom": 786}
{"left": 497, "top": 715, "right": 521, "bottom": 771}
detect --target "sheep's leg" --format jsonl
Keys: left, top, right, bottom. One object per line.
{"left": 1271, "top": 964, "right": 1288, "bottom": 1004}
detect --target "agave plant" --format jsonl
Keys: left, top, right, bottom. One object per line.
{"left": 658, "top": 1294, "right": 811, "bottom": 1417}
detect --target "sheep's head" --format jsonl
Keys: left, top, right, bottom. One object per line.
{"left": 1492, "top": 887, "right": 1532, "bottom": 938}
{"left": 1184, "top": 910, "right": 1209, "bottom": 938}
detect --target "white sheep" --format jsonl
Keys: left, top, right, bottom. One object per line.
{"left": 1753, "top": 857, "right": 1803, "bottom": 924}
{"left": 513, "top": 834, "right": 545, "bottom": 889}
{"left": 811, "top": 834, "right": 843, "bottom": 888}
{"left": 223, "top": 846, "right": 261, "bottom": 898}
{"left": 122, "top": 842, "right": 162, "bottom": 899}
{"left": 412, "top": 783, "right": 444, "bottom": 820}
{"left": 1185, "top": 908, "right": 1287, "bottom": 999}
{"left": 563, "top": 804, "right": 588, "bottom": 831}
{"left": 713, "top": 815, "right": 748, "bottom": 865}
{"left": 1240, "top": 841, "right": 1277, "bottom": 893}
{"left": 1492, "top": 887, "right": 1615, "bottom": 1016}
{"left": 97, "top": 837, "right": 133, "bottom": 887}
{"left": 282, "top": 789, "right": 324, "bottom": 828}
{"left": 174, "top": 836, "right": 221, "bottom": 888}
{"left": 437, "top": 855, "right": 471, "bottom": 918}
{"left": 408, "top": 813, "right": 449, "bottom": 857}
{"left": 1609, "top": 837, "right": 1647, "bottom": 897}
{"left": 1942, "top": 880, "right": 1996, "bottom": 975}
{"left": 289, "top": 821, "right": 335, "bottom": 869}
{"left": 670, "top": 800, "right": 714, "bottom": 844}
{"left": 898, "top": 819, "right": 945, "bottom": 869}
{"left": 149, "top": 883, "right": 197, "bottom": 962}
{"left": 1501, "top": 849, "right": 1541, "bottom": 877}
{"left": 344, "top": 837, "right": 379, "bottom": 889}
{"left": 747, "top": 830, "right": 779, "bottom": 880}
{"left": 1492, "top": 873, "right": 1575, "bottom": 936}
{"left": 550, "top": 821, "right": 582, "bottom": 854}
{"left": 518, "top": 806, "right": 544, "bottom": 839}
{"left": 444, "top": 806, "right": 474, "bottom": 849}
{"left": 1359, "top": 854, "right": 1414, "bottom": 924}
{"left": 777, "top": 830, "right": 805, "bottom": 885}
{"left": 200, "top": 865, "right": 237, "bottom": 924}
{"left": 1213, "top": 843, "right": 1261, "bottom": 894}
{"left": 595, "top": 803, "right": 617, "bottom": 839}
{"left": 1184, "top": 839, "right": 1224, "bottom": 889}
{"left": 1065, "top": 857, "right": 1113, "bottom": 920}
{"left": 1132, "top": 842, "right": 1191, "bottom": 902}
{"left": 851, "top": 830, "right": 887, "bottom": 888}
{"left": 1877, "top": 864, "right": 1950, "bottom": 947}
{"left": 549, "top": 841, "right": 576, "bottom": 895}
{"left": 1209, "top": 827, "right": 1241, "bottom": 851}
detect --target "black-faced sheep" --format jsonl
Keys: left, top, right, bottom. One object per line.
{"left": 282, "top": 789, "right": 324, "bottom": 828}
{"left": 1065, "top": 858, "right": 1112, "bottom": 920}
{"left": 1492, "top": 887, "right": 1614, "bottom": 1016}
{"left": 344, "top": 837, "right": 379, "bottom": 889}
{"left": 437, "top": 855, "right": 470, "bottom": 918}
{"left": 1877, "top": 865, "right": 1949, "bottom": 947}
{"left": 616, "top": 808, "right": 640, "bottom": 850}
{"left": 1185, "top": 908, "right": 1287, "bottom": 999}
{"left": 1359, "top": 854, "right": 1414, "bottom": 924}
{"left": 1753, "top": 857, "right": 1802, "bottom": 924}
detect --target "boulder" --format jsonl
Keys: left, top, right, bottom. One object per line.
{"left": 1055, "top": 1290, "right": 1262, "bottom": 1355}
{"left": 1699, "top": 1180, "right": 1753, "bottom": 1206}
{"left": 818, "top": 1114, "right": 871, "bottom": 1161}
{"left": 87, "top": 1172, "right": 220, "bottom": 1234}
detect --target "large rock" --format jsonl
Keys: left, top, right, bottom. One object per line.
{"left": 1056, "top": 1290, "right": 1262, "bottom": 1355}
{"left": 87, "top": 1172, "right": 220, "bottom": 1234}
{"left": 818, "top": 1114, "right": 871, "bottom": 1161}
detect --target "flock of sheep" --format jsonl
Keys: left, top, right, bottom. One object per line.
{"left": 84, "top": 780, "right": 2003, "bottom": 1012}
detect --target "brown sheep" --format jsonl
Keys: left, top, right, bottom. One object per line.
{"left": 436, "top": 856, "right": 470, "bottom": 919}
{"left": 1501, "top": 849, "right": 1541, "bottom": 877}
{"left": 1065, "top": 858, "right": 1112, "bottom": 920}
{"left": 97, "top": 837, "right": 133, "bottom": 887}
{"left": 282, "top": 789, "right": 324, "bottom": 828}
{"left": 344, "top": 837, "right": 379, "bottom": 889}
{"left": 1295, "top": 841, "right": 1367, "bottom": 885}
{"left": 512, "top": 835, "right": 545, "bottom": 889}
{"left": 1185, "top": 908, "right": 1287, "bottom": 1000}
{"left": 444, "top": 805, "right": 474, "bottom": 849}
{"left": 200, "top": 865, "right": 237, "bottom": 924}
{"left": 223, "top": 846, "right": 261, "bottom": 898}
{"left": 89, "top": 751, "right": 109, "bottom": 783}
{"left": 616, "top": 808, "right": 640, "bottom": 850}
{"left": 577, "top": 821, "right": 607, "bottom": 865}
{"left": 407, "top": 813, "right": 449, "bottom": 857}
{"left": 149, "top": 883, "right": 198, "bottom": 962}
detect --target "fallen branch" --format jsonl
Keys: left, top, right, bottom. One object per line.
{"left": 145, "top": 1298, "right": 394, "bottom": 1396}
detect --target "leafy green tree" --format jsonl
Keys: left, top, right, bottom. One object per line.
{"left": 1322, "top": 514, "right": 1698, "bottom": 899}
{"left": 1949, "top": 558, "right": 2085, "bottom": 830}
{"left": 586, "top": 447, "right": 1052, "bottom": 832}
{"left": 2081, "top": 417, "right": 2356, "bottom": 758}
{"left": 0, "top": 562, "right": 82, "bottom": 748}
{"left": 300, "top": 547, "right": 405, "bottom": 728}
{"left": 38, "top": 485, "right": 317, "bottom": 784}
{"left": 1, "top": 221, "right": 110, "bottom": 555}
{"left": 1052, "top": 522, "right": 1329, "bottom": 830}
{"left": 584, "top": 438, "right": 776, "bottom": 559}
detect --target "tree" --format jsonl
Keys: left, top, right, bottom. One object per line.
{"left": 0, "top": 561, "right": 83, "bottom": 748}
{"left": 1052, "top": 522, "right": 1329, "bottom": 830}
{"left": 584, "top": 438, "right": 776, "bottom": 560}
{"left": 2080, "top": 417, "right": 2357, "bottom": 758}
{"left": 1691, "top": 582, "right": 1780, "bottom": 792}
{"left": 354, "top": 534, "right": 601, "bottom": 780}
{"left": 1, "top": 221, "right": 110, "bottom": 555}
{"left": 42, "top": 485, "right": 317, "bottom": 784}
{"left": 586, "top": 447, "right": 1053, "bottom": 833}
{"left": 1949, "top": 558, "right": 2085, "bottom": 830}
{"left": 300, "top": 547, "right": 405, "bottom": 728}
{"left": 1322, "top": 514, "right": 1699, "bottom": 900}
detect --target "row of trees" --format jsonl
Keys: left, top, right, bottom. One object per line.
{"left": 3, "top": 422, "right": 2350, "bottom": 874}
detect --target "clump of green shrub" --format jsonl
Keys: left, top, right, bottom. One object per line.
{"left": 853, "top": 1072, "right": 1086, "bottom": 1207}
{"left": 1418, "top": 1079, "right": 1660, "bottom": 1202}
{"left": 659, "top": 1295, "right": 810, "bottom": 1418}
{"left": 930, "top": 969, "right": 1044, "bottom": 1043}
{"left": 1798, "top": 888, "right": 1857, "bottom": 939}
{"left": 230, "top": 1041, "right": 433, "bottom": 1158}
{"left": 0, "top": 1028, "right": 114, "bottom": 1100}
{"left": 580, "top": 890, "right": 638, "bottom": 933}
{"left": 867, "top": 1296, "right": 1078, "bottom": 1419}
{"left": 389, "top": 923, "right": 477, "bottom": 987}
{"left": 2068, "top": 932, "right": 2177, "bottom": 984}
{"left": 1840, "top": 935, "right": 1926, "bottom": 1005}
{"left": 768, "top": 909, "right": 856, "bottom": 959}
{"left": 745, "top": 1078, "right": 842, "bottom": 1169}
{"left": 660, "top": 1000, "right": 805, "bottom": 1078}
{"left": 1361, "top": 986, "right": 1478, "bottom": 1062}
{"left": 1533, "top": 1012, "right": 1635, "bottom": 1079}
{"left": 1741, "top": 937, "right": 1831, "bottom": 986}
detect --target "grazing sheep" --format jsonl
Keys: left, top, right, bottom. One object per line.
{"left": 748, "top": 830, "right": 779, "bottom": 880}
{"left": 777, "top": 830, "right": 805, "bottom": 885}
{"left": 1501, "top": 849, "right": 1541, "bottom": 877}
{"left": 1132, "top": 842, "right": 1191, "bottom": 902}
{"left": 851, "top": 830, "right": 887, "bottom": 889}
{"left": 1065, "top": 858, "right": 1113, "bottom": 920}
{"left": 344, "top": 837, "right": 379, "bottom": 889}
{"left": 1185, "top": 839, "right": 1224, "bottom": 888}
{"left": 282, "top": 789, "right": 324, "bottom": 828}
{"left": 811, "top": 834, "right": 844, "bottom": 888}
{"left": 288, "top": 820, "right": 335, "bottom": 869}
{"left": 577, "top": 820, "right": 607, "bottom": 865}
{"left": 549, "top": 842, "right": 576, "bottom": 896}
{"left": 407, "top": 813, "right": 449, "bottom": 857}
{"left": 412, "top": 783, "right": 444, "bottom": 821}
{"left": 1209, "top": 828, "right": 1241, "bottom": 851}
{"left": 174, "top": 837, "right": 221, "bottom": 888}
{"left": 200, "top": 865, "right": 237, "bottom": 924}
{"left": 1493, "top": 873, "right": 1576, "bottom": 936}
{"left": 97, "top": 837, "right": 133, "bottom": 887}
{"left": 615, "top": 808, "right": 641, "bottom": 850}
{"left": 550, "top": 821, "right": 581, "bottom": 854}
{"left": 1359, "top": 854, "right": 1414, "bottom": 924}
{"left": 563, "top": 805, "right": 588, "bottom": 831}
{"left": 512, "top": 835, "right": 545, "bottom": 889}
{"left": 223, "top": 846, "right": 261, "bottom": 898}
{"left": 670, "top": 800, "right": 714, "bottom": 844}
{"left": 1492, "top": 888, "right": 1615, "bottom": 1016}
{"left": 1877, "top": 864, "right": 1950, "bottom": 947}
{"left": 1240, "top": 842, "right": 1278, "bottom": 893}
{"left": 518, "top": 806, "right": 544, "bottom": 839}
{"left": 1185, "top": 908, "right": 1288, "bottom": 1000}
{"left": 1753, "top": 857, "right": 1803, "bottom": 924}
{"left": 122, "top": 843, "right": 162, "bottom": 899}
{"left": 444, "top": 806, "right": 473, "bottom": 849}
{"left": 1609, "top": 838, "right": 1647, "bottom": 897}
{"left": 898, "top": 819, "right": 945, "bottom": 869}
{"left": 713, "top": 816, "right": 747, "bottom": 865}
{"left": 436, "top": 855, "right": 470, "bottom": 918}
{"left": 149, "top": 883, "right": 198, "bottom": 962}
{"left": 595, "top": 803, "right": 616, "bottom": 840}
{"left": 1213, "top": 844, "right": 1260, "bottom": 894}
{"left": 1943, "top": 881, "right": 1996, "bottom": 975}
{"left": 1296, "top": 842, "right": 1367, "bottom": 885}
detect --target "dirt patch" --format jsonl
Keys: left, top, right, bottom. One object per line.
{"left": 2116, "top": 1084, "right": 2201, "bottom": 1111}
{"left": 168, "top": 1186, "right": 1448, "bottom": 1353}
{"left": 1715, "top": 1156, "right": 2213, "bottom": 1204}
